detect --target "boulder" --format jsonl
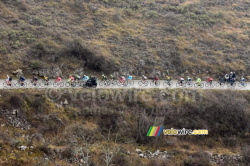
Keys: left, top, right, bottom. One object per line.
{"left": 135, "top": 149, "right": 142, "bottom": 154}
{"left": 139, "top": 153, "right": 144, "bottom": 158}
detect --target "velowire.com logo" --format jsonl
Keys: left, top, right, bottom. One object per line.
{"left": 147, "top": 126, "right": 208, "bottom": 136}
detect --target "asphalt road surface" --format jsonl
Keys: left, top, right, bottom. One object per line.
{"left": 0, "top": 79, "right": 249, "bottom": 90}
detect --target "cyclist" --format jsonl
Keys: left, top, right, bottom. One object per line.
{"left": 119, "top": 76, "right": 126, "bottom": 84}
{"left": 33, "top": 75, "right": 38, "bottom": 86}
{"left": 75, "top": 74, "right": 81, "bottom": 83}
{"left": 229, "top": 72, "right": 233, "bottom": 82}
{"left": 110, "top": 74, "right": 115, "bottom": 84}
{"left": 166, "top": 75, "right": 171, "bottom": 84}
{"left": 6, "top": 75, "right": 12, "bottom": 86}
{"left": 19, "top": 75, "right": 25, "bottom": 86}
{"left": 241, "top": 76, "right": 245, "bottom": 82}
{"left": 196, "top": 77, "right": 201, "bottom": 86}
{"left": 232, "top": 72, "right": 236, "bottom": 80}
{"left": 207, "top": 76, "right": 213, "bottom": 85}
{"left": 179, "top": 77, "right": 185, "bottom": 86}
{"left": 127, "top": 74, "right": 133, "bottom": 84}
{"left": 68, "top": 76, "right": 72, "bottom": 85}
{"left": 82, "top": 75, "right": 89, "bottom": 83}
{"left": 186, "top": 76, "right": 192, "bottom": 85}
{"left": 219, "top": 76, "right": 224, "bottom": 86}
{"left": 70, "top": 75, "right": 75, "bottom": 85}
{"left": 44, "top": 76, "right": 49, "bottom": 85}
{"left": 153, "top": 75, "right": 159, "bottom": 85}
{"left": 240, "top": 76, "right": 245, "bottom": 86}
{"left": 55, "top": 76, "right": 62, "bottom": 83}
{"left": 225, "top": 74, "right": 229, "bottom": 82}
{"left": 102, "top": 74, "right": 108, "bottom": 85}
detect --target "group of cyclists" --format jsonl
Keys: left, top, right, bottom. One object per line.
{"left": 3, "top": 71, "right": 247, "bottom": 88}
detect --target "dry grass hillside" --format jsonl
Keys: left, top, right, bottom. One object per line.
{"left": 0, "top": 0, "right": 250, "bottom": 78}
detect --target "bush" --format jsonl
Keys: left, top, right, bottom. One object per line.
{"left": 241, "top": 146, "right": 250, "bottom": 164}
{"left": 9, "top": 95, "right": 22, "bottom": 108}
{"left": 223, "top": 137, "right": 238, "bottom": 147}
{"left": 98, "top": 113, "right": 120, "bottom": 132}
{"left": 112, "top": 153, "right": 130, "bottom": 166}
{"left": 183, "top": 152, "right": 211, "bottom": 166}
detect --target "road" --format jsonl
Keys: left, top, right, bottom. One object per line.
{"left": 0, "top": 79, "right": 249, "bottom": 90}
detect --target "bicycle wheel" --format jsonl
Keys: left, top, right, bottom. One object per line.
{"left": 200, "top": 83, "right": 204, "bottom": 88}
{"left": 106, "top": 80, "right": 111, "bottom": 86}
{"left": 163, "top": 82, "right": 168, "bottom": 87}
{"left": 22, "top": 82, "right": 27, "bottom": 87}
{"left": 3, "top": 82, "right": 8, "bottom": 88}
{"left": 53, "top": 82, "right": 58, "bottom": 87}
{"left": 28, "top": 82, "right": 33, "bottom": 87}
{"left": 71, "top": 82, "right": 76, "bottom": 87}
{"left": 216, "top": 82, "right": 224, "bottom": 87}
{"left": 99, "top": 81, "right": 104, "bottom": 86}
{"left": 65, "top": 82, "right": 71, "bottom": 87}
{"left": 163, "top": 82, "right": 173, "bottom": 87}
{"left": 138, "top": 81, "right": 143, "bottom": 86}
{"left": 187, "top": 82, "right": 193, "bottom": 87}
{"left": 15, "top": 82, "right": 20, "bottom": 88}
{"left": 59, "top": 82, "right": 64, "bottom": 87}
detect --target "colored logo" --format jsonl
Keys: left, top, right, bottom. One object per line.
{"left": 147, "top": 126, "right": 163, "bottom": 137}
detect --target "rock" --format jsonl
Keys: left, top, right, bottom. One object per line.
{"left": 154, "top": 149, "right": 160, "bottom": 155}
{"left": 63, "top": 99, "right": 68, "bottom": 105}
{"left": 12, "top": 110, "right": 17, "bottom": 115}
{"left": 135, "top": 149, "right": 142, "bottom": 154}
{"left": 80, "top": 159, "right": 84, "bottom": 163}
{"left": 20, "top": 146, "right": 28, "bottom": 151}
{"left": 30, "top": 146, "right": 34, "bottom": 149}
{"left": 139, "top": 153, "right": 144, "bottom": 158}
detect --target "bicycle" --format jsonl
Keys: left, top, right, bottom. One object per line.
{"left": 15, "top": 80, "right": 27, "bottom": 87}
{"left": 118, "top": 79, "right": 128, "bottom": 86}
{"left": 28, "top": 80, "right": 39, "bottom": 87}
{"left": 3, "top": 81, "right": 12, "bottom": 88}
{"left": 41, "top": 79, "right": 51, "bottom": 87}
{"left": 176, "top": 81, "right": 186, "bottom": 88}
{"left": 205, "top": 81, "right": 215, "bottom": 87}
{"left": 185, "top": 80, "right": 193, "bottom": 87}
{"left": 216, "top": 80, "right": 225, "bottom": 87}
{"left": 226, "top": 80, "right": 236, "bottom": 87}
{"left": 65, "top": 81, "right": 76, "bottom": 87}
{"left": 238, "top": 81, "right": 247, "bottom": 88}
{"left": 126, "top": 79, "right": 134, "bottom": 86}
{"left": 138, "top": 80, "right": 148, "bottom": 86}
{"left": 53, "top": 81, "right": 64, "bottom": 87}
{"left": 194, "top": 82, "right": 204, "bottom": 88}
{"left": 163, "top": 80, "right": 173, "bottom": 87}
{"left": 99, "top": 80, "right": 110, "bottom": 86}
{"left": 150, "top": 79, "right": 160, "bottom": 86}
{"left": 108, "top": 79, "right": 118, "bottom": 86}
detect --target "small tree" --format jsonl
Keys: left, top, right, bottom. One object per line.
{"left": 98, "top": 130, "right": 121, "bottom": 166}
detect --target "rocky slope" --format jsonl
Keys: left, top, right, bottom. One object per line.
{"left": 0, "top": 89, "right": 249, "bottom": 165}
